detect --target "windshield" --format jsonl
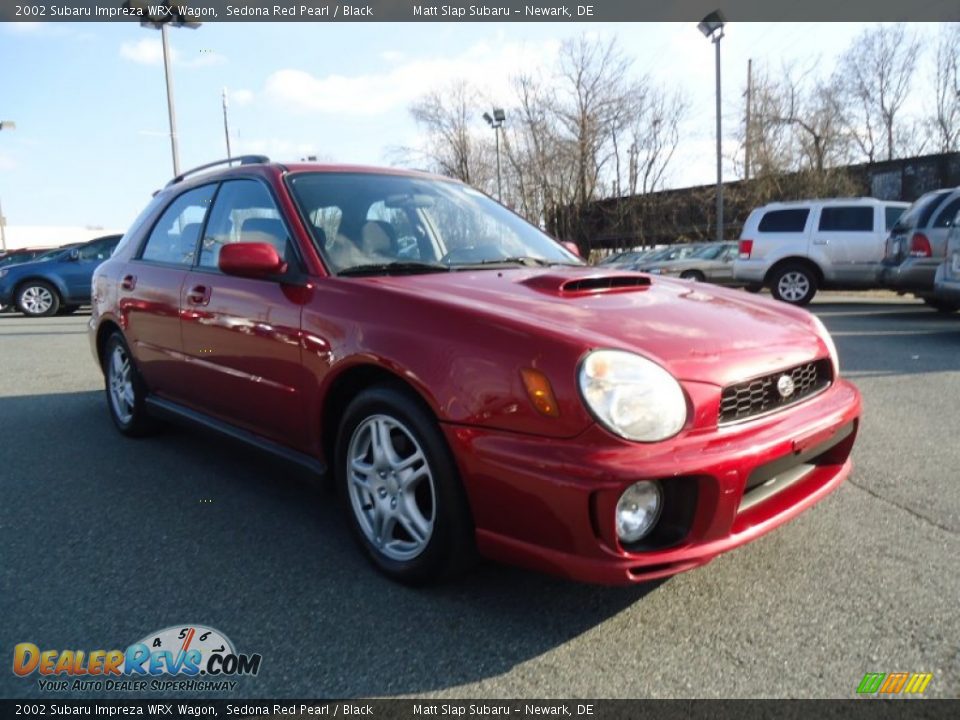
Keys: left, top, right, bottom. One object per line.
{"left": 287, "top": 172, "right": 582, "bottom": 274}
{"left": 690, "top": 244, "right": 731, "bottom": 260}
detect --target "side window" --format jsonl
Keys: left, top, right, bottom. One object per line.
{"left": 78, "top": 238, "right": 118, "bottom": 261}
{"left": 758, "top": 209, "right": 809, "bottom": 233}
{"left": 199, "top": 180, "right": 293, "bottom": 270}
{"left": 932, "top": 197, "right": 960, "bottom": 229}
{"left": 140, "top": 185, "right": 216, "bottom": 265}
{"left": 818, "top": 206, "right": 873, "bottom": 232}
{"left": 885, "top": 206, "right": 905, "bottom": 231}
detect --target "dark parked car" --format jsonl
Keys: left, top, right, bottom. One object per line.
{"left": 89, "top": 156, "right": 860, "bottom": 585}
{"left": 0, "top": 235, "right": 121, "bottom": 316}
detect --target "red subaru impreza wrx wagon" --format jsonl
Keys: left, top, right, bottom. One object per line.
{"left": 90, "top": 157, "right": 861, "bottom": 585}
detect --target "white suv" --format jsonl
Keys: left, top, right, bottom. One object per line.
{"left": 733, "top": 197, "right": 908, "bottom": 305}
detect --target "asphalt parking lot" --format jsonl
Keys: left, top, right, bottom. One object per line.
{"left": 1, "top": 296, "right": 958, "bottom": 700}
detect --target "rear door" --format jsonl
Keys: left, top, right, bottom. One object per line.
{"left": 811, "top": 205, "right": 875, "bottom": 283}
{"left": 179, "top": 178, "right": 310, "bottom": 448}
{"left": 121, "top": 184, "right": 217, "bottom": 398}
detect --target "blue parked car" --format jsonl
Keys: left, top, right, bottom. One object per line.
{"left": 0, "top": 234, "right": 122, "bottom": 317}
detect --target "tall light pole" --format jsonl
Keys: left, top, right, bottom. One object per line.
{"left": 124, "top": 0, "right": 200, "bottom": 176}
{"left": 483, "top": 108, "right": 506, "bottom": 201}
{"left": 0, "top": 120, "right": 15, "bottom": 253}
{"left": 698, "top": 10, "right": 726, "bottom": 243}
{"left": 222, "top": 87, "right": 232, "bottom": 159}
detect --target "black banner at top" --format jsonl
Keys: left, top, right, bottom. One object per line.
{"left": 1, "top": 0, "right": 959, "bottom": 22}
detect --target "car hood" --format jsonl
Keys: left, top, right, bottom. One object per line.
{"left": 362, "top": 267, "right": 826, "bottom": 388}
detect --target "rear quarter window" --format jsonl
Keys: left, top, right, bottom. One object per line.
{"left": 818, "top": 206, "right": 873, "bottom": 232}
{"left": 758, "top": 209, "right": 810, "bottom": 233}
{"left": 885, "top": 206, "right": 906, "bottom": 231}
{"left": 932, "top": 196, "right": 960, "bottom": 229}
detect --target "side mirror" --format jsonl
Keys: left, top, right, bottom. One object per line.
{"left": 561, "top": 241, "right": 581, "bottom": 258}
{"left": 219, "top": 242, "right": 287, "bottom": 279}
{"left": 69, "top": 248, "right": 81, "bottom": 261}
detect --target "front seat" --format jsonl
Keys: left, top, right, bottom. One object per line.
{"left": 360, "top": 220, "right": 398, "bottom": 259}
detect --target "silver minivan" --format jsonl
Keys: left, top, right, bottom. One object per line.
{"left": 932, "top": 210, "right": 960, "bottom": 313}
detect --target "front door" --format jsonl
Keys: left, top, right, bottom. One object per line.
{"left": 179, "top": 179, "right": 309, "bottom": 449}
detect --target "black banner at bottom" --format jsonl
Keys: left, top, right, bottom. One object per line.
{"left": 0, "top": 700, "right": 958, "bottom": 720}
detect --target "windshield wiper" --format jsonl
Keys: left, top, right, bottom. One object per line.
{"left": 462, "top": 256, "right": 580, "bottom": 268}
{"left": 337, "top": 261, "right": 451, "bottom": 277}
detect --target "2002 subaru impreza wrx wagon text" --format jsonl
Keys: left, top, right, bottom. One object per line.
{"left": 89, "top": 156, "right": 862, "bottom": 585}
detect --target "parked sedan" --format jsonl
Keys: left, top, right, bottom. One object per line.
{"left": 640, "top": 242, "right": 740, "bottom": 285}
{"left": 90, "top": 157, "right": 860, "bottom": 586}
{"left": 0, "top": 234, "right": 121, "bottom": 316}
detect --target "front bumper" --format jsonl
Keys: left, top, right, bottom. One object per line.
{"left": 443, "top": 379, "right": 861, "bottom": 585}
{"left": 879, "top": 258, "right": 940, "bottom": 294}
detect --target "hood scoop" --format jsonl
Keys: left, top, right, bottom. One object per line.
{"left": 521, "top": 272, "right": 652, "bottom": 296}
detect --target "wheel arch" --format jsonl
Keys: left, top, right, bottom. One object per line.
{"left": 764, "top": 257, "right": 824, "bottom": 286}
{"left": 95, "top": 319, "right": 124, "bottom": 370}
{"left": 319, "top": 362, "right": 440, "bottom": 470}
{"left": 14, "top": 275, "right": 67, "bottom": 305}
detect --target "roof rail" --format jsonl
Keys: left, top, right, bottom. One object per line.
{"left": 166, "top": 155, "right": 270, "bottom": 187}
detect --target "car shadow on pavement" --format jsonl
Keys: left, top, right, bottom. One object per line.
{"left": 0, "top": 390, "right": 661, "bottom": 700}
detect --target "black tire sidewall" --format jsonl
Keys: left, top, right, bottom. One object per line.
{"left": 771, "top": 265, "right": 817, "bottom": 305}
{"left": 680, "top": 270, "right": 704, "bottom": 282}
{"left": 103, "top": 332, "right": 153, "bottom": 437}
{"left": 334, "top": 385, "right": 474, "bottom": 584}
{"left": 17, "top": 281, "right": 60, "bottom": 317}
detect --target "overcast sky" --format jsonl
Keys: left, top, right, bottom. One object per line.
{"left": 0, "top": 21, "right": 947, "bottom": 230}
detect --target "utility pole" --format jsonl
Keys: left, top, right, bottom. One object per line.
{"left": 745, "top": 58, "right": 753, "bottom": 181}
{"left": 222, "top": 87, "right": 232, "bottom": 159}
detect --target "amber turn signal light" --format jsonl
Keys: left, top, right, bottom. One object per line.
{"left": 521, "top": 368, "right": 560, "bottom": 418}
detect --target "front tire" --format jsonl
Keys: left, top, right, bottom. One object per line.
{"left": 102, "top": 332, "right": 155, "bottom": 437}
{"left": 679, "top": 270, "right": 705, "bottom": 282}
{"left": 770, "top": 264, "right": 818, "bottom": 305}
{"left": 335, "top": 385, "right": 474, "bottom": 584}
{"left": 16, "top": 281, "right": 60, "bottom": 317}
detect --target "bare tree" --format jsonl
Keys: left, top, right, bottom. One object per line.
{"left": 400, "top": 80, "right": 493, "bottom": 186}
{"left": 835, "top": 23, "right": 921, "bottom": 162}
{"left": 929, "top": 24, "right": 960, "bottom": 153}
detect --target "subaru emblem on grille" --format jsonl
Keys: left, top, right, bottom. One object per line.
{"left": 777, "top": 375, "right": 795, "bottom": 399}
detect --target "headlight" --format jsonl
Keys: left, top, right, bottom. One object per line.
{"left": 578, "top": 350, "right": 687, "bottom": 442}
{"left": 811, "top": 316, "right": 840, "bottom": 377}
{"left": 616, "top": 481, "right": 662, "bottom": 543}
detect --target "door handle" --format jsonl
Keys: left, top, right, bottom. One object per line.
{"left": 187, "top": 285, "right": 211, "bottom": 306}
{"left": 120, "top": 275, "right": 137, "bottom": 291}
{"left": 812, "top": 239, "right": 829, "bottom": 245}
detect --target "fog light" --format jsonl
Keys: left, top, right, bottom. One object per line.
{"left": 616, "top": 481, "right": 662, "bottom": 544}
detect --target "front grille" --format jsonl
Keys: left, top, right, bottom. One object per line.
{"left": 719, "top": 359, "right": 832, "bottom": 425}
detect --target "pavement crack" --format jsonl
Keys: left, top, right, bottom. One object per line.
{"left": 847, "top": 478, "right": 958, "bottom": 537}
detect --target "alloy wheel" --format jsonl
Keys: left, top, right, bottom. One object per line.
{"left": 346, "top": 414, "right": 436, "bottom": 562}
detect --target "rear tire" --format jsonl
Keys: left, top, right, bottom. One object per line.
{"left": 102, "top": 332, "right": 156, "bottom": 437}
{"left": 923, "top": 297, "right": 960, "bottom": 314}
{"left": 770, "top": 264, "right": 818, "bottom": 306}
{"left": 744, "top": 283, "right": 763, "bottom": 294}
{"left": 680, "top": 270, "right": 705, "bottom": 282}
{"left": 335, "top": 384, "right": 475, "bottom": 584}
{"left": 16, "top": 281, "right": 60, "bottom": 317}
